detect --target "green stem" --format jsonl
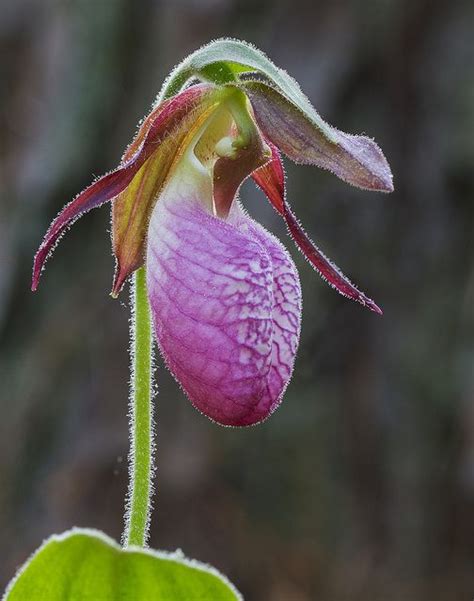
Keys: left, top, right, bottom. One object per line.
{"left": 123, "top": 267, "right": 154, "bottom": 548}
{"left": 121, "top": 69, "right": 185, "bottom": 550}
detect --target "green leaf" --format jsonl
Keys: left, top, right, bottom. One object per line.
{"left": 3, "top": 529, "right": 241, "bottom": 601}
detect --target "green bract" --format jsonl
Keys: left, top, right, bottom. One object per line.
{"left": 162, "top": 38, "right": 322, "bottom": 116}
{"left": 3, "top": 529, "right": 241, "bottom": 601}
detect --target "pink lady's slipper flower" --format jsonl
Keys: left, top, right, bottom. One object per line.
{"left": 32, "top": 40, "right": 393, "bottom": 427}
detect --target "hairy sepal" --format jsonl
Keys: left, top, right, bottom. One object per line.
{"left": 245, "top": 81, "right": 393, "bottom": 193}
{"left": 160, "top": 38, "right": 333, "bottom": 120}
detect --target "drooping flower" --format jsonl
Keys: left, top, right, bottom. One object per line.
{"left": 32, "top": 40, "right": 393, "bottom": 427}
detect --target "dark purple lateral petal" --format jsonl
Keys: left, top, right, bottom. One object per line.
{"left": 252, "top": 143, "right": 383, "bottom": 314}
{"left": 32, "top": 168, "right": 134, "bottom": 291}
{"left": 283, "top": 206, "right": 382, "bottom": 314}
{"left": 32, "top": 84, "right": 214, "bottom": 291}
{"left": 244, "top": 81, "right": 393, "bottom": 193}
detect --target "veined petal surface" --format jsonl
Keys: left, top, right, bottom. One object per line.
{"left": 146, "top": 166, "right": 301, "bottom": 426}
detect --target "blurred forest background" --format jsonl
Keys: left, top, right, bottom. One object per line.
{"left": 1, "top": 0, "right": 473, "bottom": 599}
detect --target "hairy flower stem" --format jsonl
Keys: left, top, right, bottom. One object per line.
{"left": 123, "top": 267, "right": 154, "bottom": 548}
{"left": 121, "top": 74, "right": 194, "bottom": 549}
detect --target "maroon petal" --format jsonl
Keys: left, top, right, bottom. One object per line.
{"left": 252, "top": 143, "right": 382, "bottom": 314}
{"left": 245, "top": 81, "right": 393, "bottom": 193}
{"left": 32, "top": 84, "right": 215, "bottom": 291}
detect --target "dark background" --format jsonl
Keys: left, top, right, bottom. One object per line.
{"left": 1, "top": 0, "right": 473, "bottom": 599}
